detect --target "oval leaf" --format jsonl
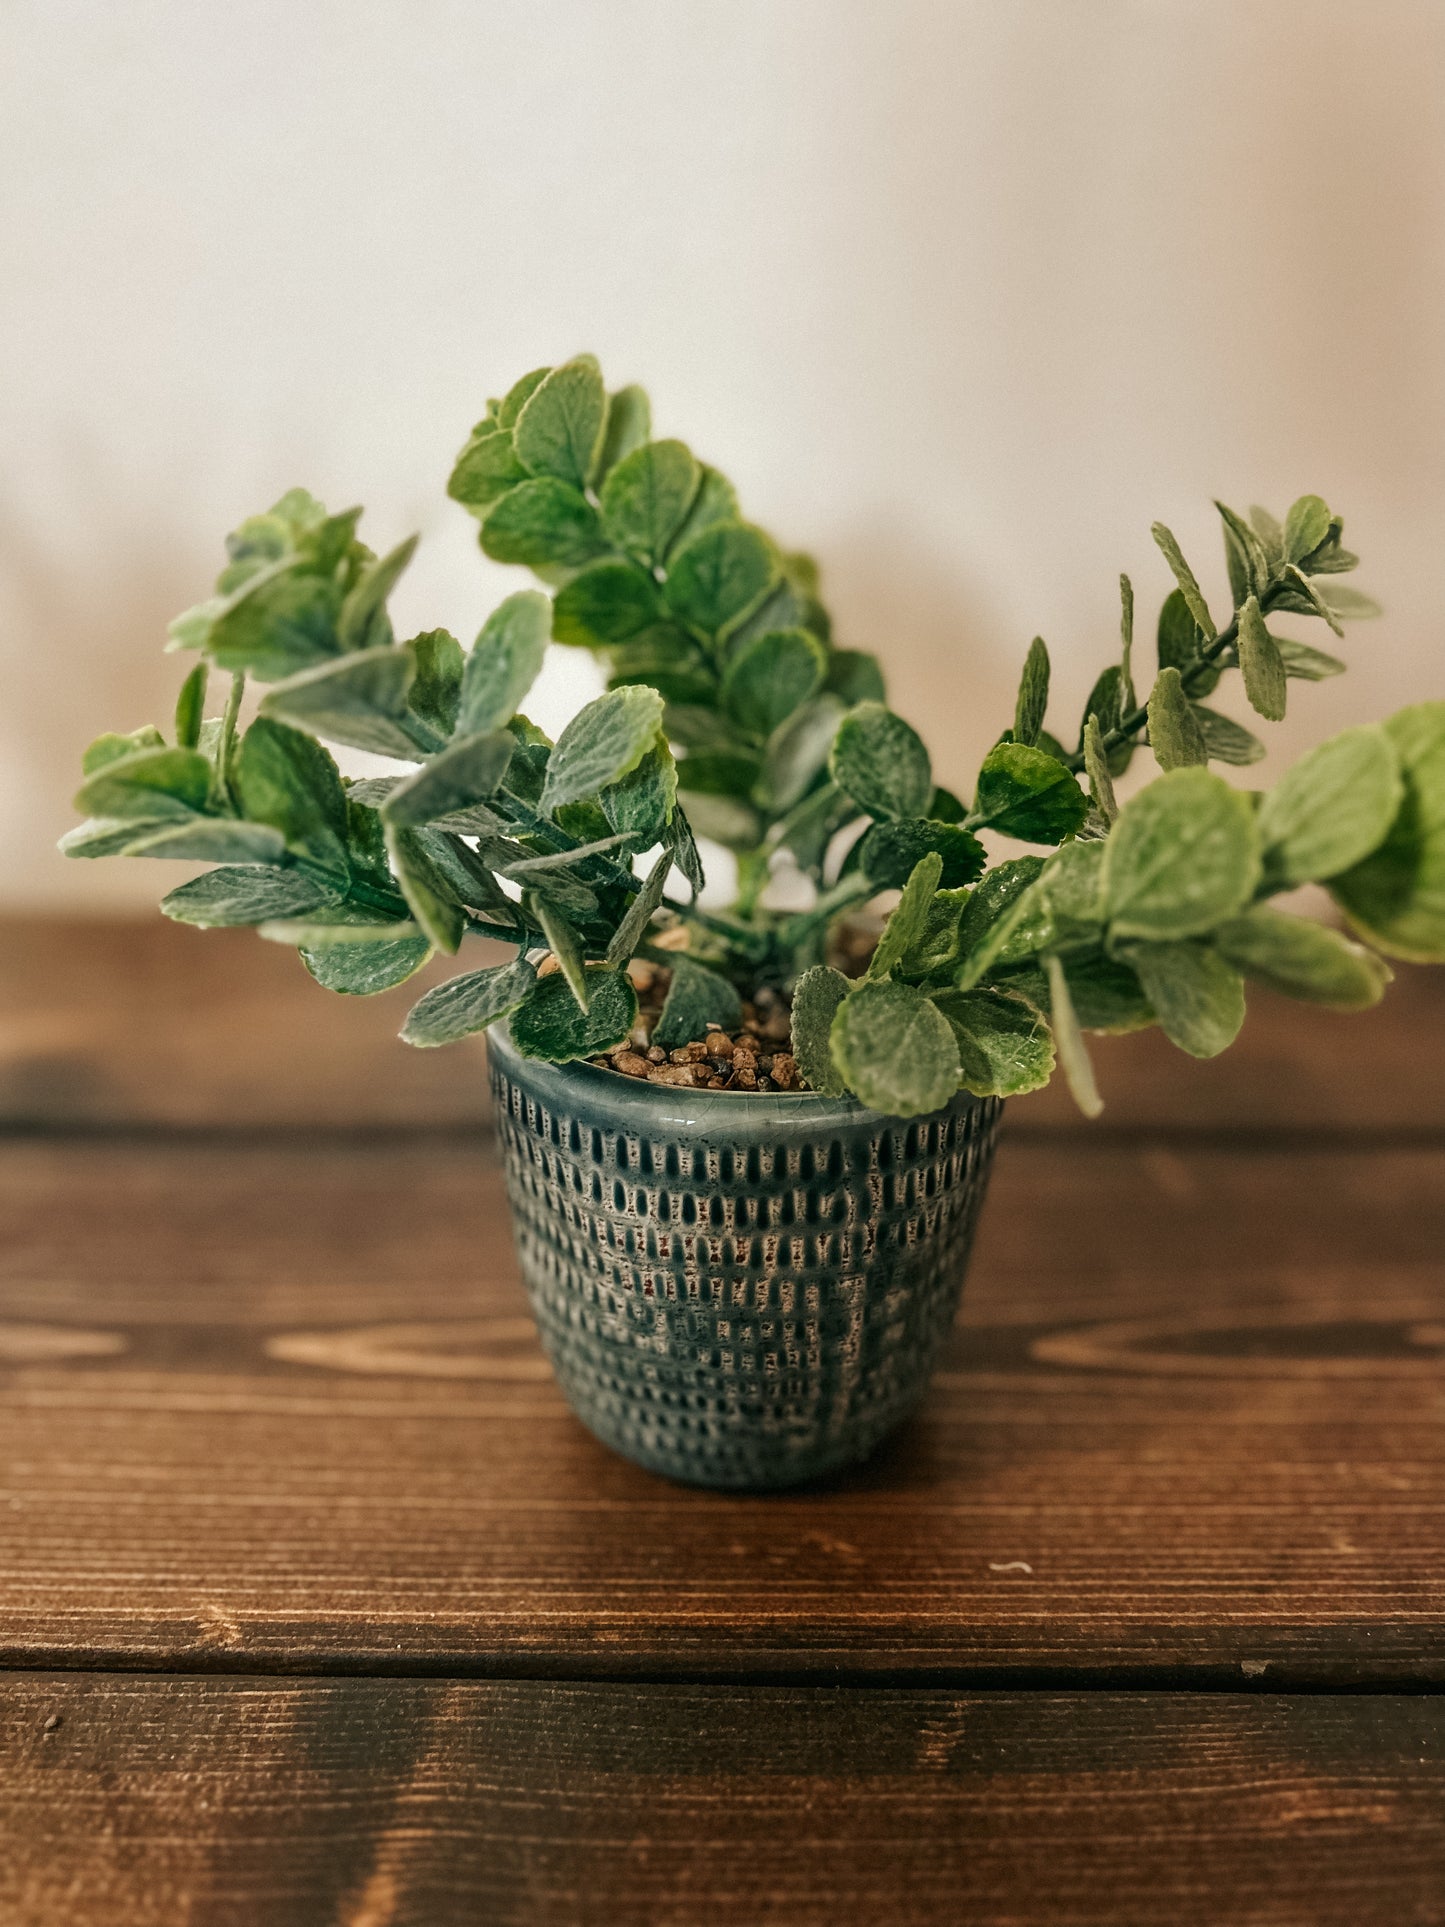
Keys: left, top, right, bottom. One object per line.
{"left": 1104, "top": 767, "right": 1260, "bottom": 941}
{"left": 829, "top": 980, "right": 961, "bottom": 1117}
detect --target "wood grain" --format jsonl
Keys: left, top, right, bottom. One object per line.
{"left": 1, "top": 1133, "right": 1440, "bottom": 1682}
{"left": 4, "top": 914, "right": 1443, "bottom": 1133}
{"left": 2, "top": 1675, "right": 1441, "bottom": 1927}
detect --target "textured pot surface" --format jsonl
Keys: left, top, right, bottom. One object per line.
{"left": 487, "top": 1026, "right": 1001, "bottom": 1490}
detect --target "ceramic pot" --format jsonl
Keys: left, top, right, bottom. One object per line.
{"left": 487, "top": 1024, "right": 1001, "bottom": 1490}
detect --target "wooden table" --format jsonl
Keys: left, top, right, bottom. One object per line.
{"left": 1, "top": 915, "right": 1441, "bottom": 1925}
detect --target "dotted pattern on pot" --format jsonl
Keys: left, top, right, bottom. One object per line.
{"left": 488, "top": 1041, "right": 1001, "bottom": 1490}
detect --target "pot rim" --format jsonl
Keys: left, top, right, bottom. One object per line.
{"left": 486, "top": 1021, "right": 987, "bottom": 1132}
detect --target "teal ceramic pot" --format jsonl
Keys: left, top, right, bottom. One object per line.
{"left": 487, "top": 1024, "right": 1002, "bottom": 1490}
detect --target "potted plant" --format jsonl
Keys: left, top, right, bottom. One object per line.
{"left": 65, "top": 355, "right": 1445, "bottom": 1488}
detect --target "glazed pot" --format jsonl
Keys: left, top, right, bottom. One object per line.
{"left": 487, "top": 1024, "right": 1002, "bottom": 1490}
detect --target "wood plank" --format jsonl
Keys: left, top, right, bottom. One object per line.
{"left": 2, "top": 1136, "right": 1441, "bottom": 1681}
{"left": 2, "top": 1676, "right": 1441, "bottom": 1927}
{"left": 4, "top": 915, "right": 1443, "bottom": 1133}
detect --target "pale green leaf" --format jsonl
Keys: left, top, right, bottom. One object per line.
{"left": 1013, "top": 636, "right": 1050, "bottom": 747}
{"left": 122, "top": 819, "right": 290, "bottom": 863}
{"left": 829, "top": 702, "right": 932, "bottom": 821}
{"left": 383, "top": 822, "right": 466, "bottom": 954}
{"left": 663, "top": 521, "right": 777, "bottom": 637}
{"left": 479, "top": 478, "right": 606, "bottom": 570}
{"left": 830, "top": 979, "right": 961, "bottom": 1117}
{"left": 596, "top": 384, "right": 651, "bottom": 476}
{"left": 971, "top": 742, "right": 1087, "bottom": 843}
{"left": 1237, "top": 595, "right": 1287, "bottom": 722}
{"left": 1330, "top": 701, "right": 1445, "bottom": 961}
{"left": 1214, "top": 907, "right": 1390, "bottom": 1009}
{"left": 538, "top": 686, "right": 666, "bottom": 815}
{"left": 1151, "top": 524, "right": 1216, "bottom": 640}
{"left": 336, "top": 535, "right": 417, "bottom": 653}
{"left": 721, "top": 627, "right": 827, "bottom": 740}
{"left": 160, "top": 865, "right": 340, "bottom": 927}
{"left": 259, "top": 648, "right": 418, "bottom": 757}
{"left": 1147, "top": 667, "right": 1207, "bottom": 770}
{"left": 402, "top": 958, "right": 538, "bottom": 1046}
{"left": 458, "top": 591, "right": 550, "bottom": 734}
{"left": 605, "top": 847, "right": 674, "bottom": 968}
{"left": 75, "top": 746, "right": 213, "bottom": 822}
{"left": 867, "top": 853, "right": 943, "bottom": 980}
{"left": 512, "top": 355, "right": 608, "bottom": 490}
{"left": 1125, "top": 941, "right": 1245, "bottom": 1057}
{"left": 930, "top": 987, "right": 1055, "bottom": 1098}
{"left": 380, "top": 730, "right": 514, "bottom": 830}
{"left": 1258, "top": 722, "right": 1402, "bottom": 887}
{"left": 1284, "top": 494, "right": 1332, "bottom": 564}
{"left": 174, "top": 663, "right": 208, "bottom": 749}
{"left": 600, "top": 439, "right": 700, "bottom": 567}
{"left": 1104, "top": 767, "right": 1260, "bottom": 940}
{"left": 532, "top": 895, "right": 589, "bottom": 1013}
{"left": 789, "top": 965, "right": 851, "bottom": 1096}
{"left": 1044, "top": 953, "right": 1103, "bottom": 1116}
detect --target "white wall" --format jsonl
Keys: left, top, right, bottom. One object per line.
{"left": 3, "top": 0, "right": 1442, "bottom": 906}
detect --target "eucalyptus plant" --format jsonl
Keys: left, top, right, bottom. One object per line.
{"left": 64, "top": 354, "right": 1445, "bottom": 1113}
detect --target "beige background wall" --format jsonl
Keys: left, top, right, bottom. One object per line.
{"left": 3, "top": 0, "right": 1442, "bottom": 907}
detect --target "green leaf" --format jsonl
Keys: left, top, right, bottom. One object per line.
{"left": 1317, "top": 583, "right": 1380, "bottom": 622}
{"left": 1157, "top": 587, "right": 1221, "bottom": 697}
{"left": 1125, "top": 941, "right": 1245, "bottom": 1058}
{"left": 1329, "top": 701, "right": 1445, "bottom": 961}
{"left": 675, "top": 749, "right": 762, "bottom": 798}
{"left": 1001, "top": 950, "right": 1155, "bottom": 1034}
{"left": 1104, "top": 767, "right": 1260, "bottom": 940}
{"left": 407, "top": 630, "right": 464, "bottom": 737}
{"left": 383, "top": 823, "right": 466, "bottom": 954}
{"left": 858, "top": 819, "right": 985, "bottom": 891}
{"left": 234, "top": 717, "right": 349, "bottom": 872}
{"left": 497, "top": 367, "right": 552, "bottom": 429}
{"left": 207, "top": 565, "right": 340, "bottom": 680}
{"left": 763, "top": 695, "right": 845, "bottom": 814}
{"left": 663, "top": 521, "right": 777, "bottom": 638}
{"left": 665, "top": 464, "right": 739, "bottom": 559}
{"left": 867, "top": 853, "right": 943, "bottom": 981}
{"left": 674, "top": 791, "right": 760, "bottom": 850}
{"left": 1215, "top": 500, "right": 1271, "bottom": 601}
{"left": 480, "top": 478, "right": 606, "bottom": 570}
{"left": 1237, "top": 595, "right": 1287, "bottom": 722}
{"left": 1192, "top": 705, "right": 1265, "bottom": 766}
{"left": 721, "top": 627, "right": 826, "bottom": 740}
{"left": 829, "top": 702, "right": 932, "bottom": 821}
{"left": 552, "top": 561, "right": 660, "bottom": 649}
{"left": 448, "top": 423, "right": 527, "bottom": 513}
{"left": 512, "top": 355, "right": 608, "bottom": 490}
{"left": 1151, "top": 524, "right": 1216, "bottom": 639}
{"left": 402, "top": 958, "right": 539, "bottom": 1047}
{"left": 789, "top": 966, "right": 850, "bottom": 1096}
{"left": 1081, "top": 715, "right": 1117, "bottom": 824}
{"left": 531, "top": 896, "right": 589, "bottom": 1013}
{"left": 830, "top": 980, "right": 961, "bottom": 1117}
{"left": 458, "top": 591, "right": 550, "bottom": 735}
{"left": 383, "top": 731, "right": 516, "bottom": 831}
{"left": 174, "top": 663, "right": 208, "bottom": 750}
{"left": 75, "top": 746, "right": 213, "bottom": 821}
{"left": 1279, "top": 563, "right": 1346, "bottom": 638}
{"left": 1214, "top": 908, "right": 1390, "bottom": 1009}
{"left": 1284, "top": 494, "right": 1332, "bottom": 565}
{"left": 600, "top": 439, "right": 700, "bottom": 567}
{"left": 1043, "top": 953, "right": 1103, "bottom": 1117}
{"left": 605, "top": 847, "right": 674, "bottom": 968}
{"left": 81, "top": 726, "right": 167, "bottom": 775}
{"left": 596, "top": 384, "right": 651, "bottom": 477}
{"left": 824, "top": 649, "right": 886, "bottom": 707}
{"left": 509, "top": 966, "right": 639, "bottom": 1062}
{"left": 302, "top": 934, "right": 433, "bottom": 996}
{"left": 336, "top": 535, "right": 417, "bottom": 653}
{"left": 538, "top": 686, "right": 666, "bottom": 815}
{"left": 666, "top": 807, "right": 706, "bottom": 900}
{"left": 971, "top": 743, "right": 1087, "bottom": 843}
{"left": 160, "top": 865, "right": 340, "bottom": 927}
{"left": 1036, "top": 837, "right": 1107, "bottom": 945}
{"left": 122, "top": 819, "right": 290, "bottom": 863}
{"left": 954, "top": 858, "right": 1046, "bottom": 974}
{"left": 1274, "top": 637, "right": 1346, "bottom": 682}
{"left": 1257, "top": 722, "right": 1402, "bottom": 889}
{"left": 930, "top": 987, "right": 1055, "bottom": 1098}
{"left": 653, "top": 957, "right": 743, "bottom": 1049}
{"left": 259, "top": 912, "right": 420, "bottom": 946}
{"left": 259, "top": 648, "right": 419, "bottom": 757}
{"left": 1147, "top": 667, "right": 1207, "bottom": 770}
{"left": 895, "top": 887, "right": 970, "bottom": 980}
{"left": 599, "top": 741, "right": 678, "bottom": 846}
{"left": 1013, "top": 636, "right": 1050, "bottom": 747}
{"left": 60, "top": 815, "right": 178, "bottom": 859}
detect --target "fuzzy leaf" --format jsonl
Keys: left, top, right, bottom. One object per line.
{"left": 552, "top": 561, "right": 661, "bottom": 649}
{"left": 207, "top": 565, "right": 340, "bottom": 680}
{"left": 75, "top": 746, "right": 213, "bottom": 822}
{"left": 829, "top": 702, "right": 932, "bottom": 821}
{"left": 1125, "top": 941, "right": 1245, "bottom": 1058}
{"left": 605, "top": 847, "right": 674, "bottom": 967}
{"left": 60, "top": 815, "right": 180, "bottom": 859}
{"left": 666, "top": 465, "right": 739, "bottom": 560}
{"left": 402, "top": 958, "right": 538, "bottom": 1047}
{"left": 1317, "top": 583, "right": 1380, "bottom": 622}
{"left": 830, "top": 980, "right": 961, "bottom": 1117}
{"left": 234, "top": 717, "right": 349, "bottom": 872}
{"left": 972, "top": 743, "right": 1087, "bottom": 843}
{"left": 666, "top": 807, "right": 706, "bottom": 900}
{"left": 174, "top": 664, "right": 207, "bottom": 749}
{"left": 336, "top": 535, "right": 416, "bottom": 653}
{"left": 448, "top": 422, "right": 528, "bottom": 513}
{"left": 1192, "top": 705, "right": 1265, "bottom": 766}
{"left": 1157, "top": 588, "right": 1221, "bottom": 697}
{"left": 539, "top": 686, "right": 666, "bottom": 816}
{"left": 480, "top": 478, "right": 606, "bottom": 570}
{"left": 653, "top": 957, "right": 743, "bottom": 1049}
{"left": 1259, "top": 723, "right": 1402, "bottom": 888}
{"left": 383, "top": 823, "right": 466, "bottom": 954}
{"left": 1237, "top": 595, "right": 1287, "bottom": 722}
{"left": 408, "top": 630, "right": 464, "bottom": 736}
{"left": 1284, "top": 494, "right": 1332, "bottom": 564}
{"left": 1151, "top": 524, "right": 1216, "bottom": 640}
{"left": 381, "top": 731, "right": 515, "bottom": 830}
{"left": 789, "top": 965, "right": 850, "bottom": 1096}
{"left": 1147, "top": 667, "right": 1208, "bottom": 770}
{"left": 302, "top": 934, "right": 433, "bottom": 996}
{"left": 458, "top": 592, "right": 550, "bottom": 735}
{"left": 597, "top": 385, "right": 651, "bottom": 476}
{"left": 1002, "top": 950, "right": 1155, "bottom": 1034}
{"left": 1330, "top": 702, "right": 1445, "bottom": 961}
{"left": 1082, "top": 715, "right": 1117, "bottom": 824}
{"left": 497, "top": 368, "right": 552, "bottom": 429}
{"left": 509, "top": 966, "right": 638, "bottom": 1063}
{"left": 954, "top": 857, "right": 1047, "bottom": 978}
{"left": 824, "top": 649, "right": 886, "bottom": 707}
{"left": 867, "top": 853, "right": 944, "bottom": 981}
{"left": 1275, "top": 637, "right": 1346, "bottom": 682}
{"left": 1044, "top": 953, "right": 1103, "bottom": 1117}
{"left": 722, "top": 628, "right": 827, "bottom": 740}
{"left": 161, "top": 865, "right": 340, "bottom": 928}
{"left": 931, "top": 987, "right": 1055, "bottom": 1098}
{"left": 600, "top": 439, "right": 700, "bottom": 566}
{"left": 532, "top": 896, "right": 589, "bottom": 1012}
{"left": 1215, "top": 500, "right": 1271, "bottom": 601}
{"left": 513, "top": 356, "right": 608, "bottom": 490}
{"left": 1013, "top": 636, "right": 1050, "bottom": 748}
{"left": 858, "top": 819, "right": 986, "bottom": 891}
{"left": 763, "top": 695, "right": 846, "bottom": 814}
{"left": 82, "top": 726, "right": 166, "bottom": 776}
{"left": 122, "top": 819, "right": 290, "bottom": 864}
{"left": 600, "top": 741, "right": 678, "bottom": 846}
{"left": 1214, "top": 907, "right": 1390, "bottom": 1009}
{"left": 663, "top": 521, "right": 777, "bottom": 637}
{"left": 1104, "top": 767, "right": 1260, "bottom": 940}
{"left": 259, "top": 648, "right": 418, "bottom": 757}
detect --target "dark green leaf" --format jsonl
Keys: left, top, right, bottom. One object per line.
{"left": 448, "top": 423, "right": 527, "bottom": 512}
{"left": 605, "top": 847, "right": 674, "bottom": 968}
{"left": 1284, "top": 494, "right": 1332, "bottom": 565}
{"left": 1275, "top": 637, "right": 1346, "bottom": 681}
{"left": 509, "top": 966, "right": 639, "bottom": 1063}
{"left": 596, "top": 384, "right": 651, "bottom": 476}
{"left": 789, "top": 965, "right": 851, "bottom": 1096}
{"left": 75, "top": 746, "right": 212, "bottom": 822}
{"left": 1214, "top": 907, "right": 1389, "bottom": 1009}
{"left": 402, "top": 958, "right": 538, "bottom": 1047}
{"left": 600, "top": 439, "right": 700, "bottom": 567}
{"left": 829, "top": 702, "right": 932, "bottom": 821}
{"left": 665, "top": 465, "right": 739, "bottom": 559}
{"left": 1192, "top": 705, "right": 1264, "bottom": 766}
{"left": 930, "top": 987, "right": 1055, "bottom": 1098}
{"left": 160, "top": 865, "right": 340, "bottom": 927}
{"left": 663, "top": 521, "right": 777, "bottom": 637}
{"left": 897, "top": 886, "right": 971, "bottom": 980}
{"left": 407, "top": 630, "right": 464, "bottom": 736}
{"left": 259, "top": 648, "right": 419, "bottom": 757}
{"left": 599, "top": 741, "right": 678, "bottom": 846}
{"left": 1329, "top": 701, "right": 1445, "bottom": 961}
{"left": 1081, "top": 716, "right": 1117, "bottom": 824}
{"left": 666, "top": 807, "right": 706, "bottom": 899}
{"left": 1104, "top": 767, "right": 1260, "bottom": 940}
{"left": 830, "top": 980, "right": 961, "bottom": 1117}
{"left": 552, "top": 561, "right": 661, "bottom": 649}
{"left": 1013, "top": 636, "right": 1050, "bottom": 748}
{"left": 207, "top": 564, "right": 340, "bottom": 680}
{"left": 174, "top": 664, "right": 208, "bottom": 749}
{"left": 858, "top": 819, "right": 985, "bottom": 891}
{"left": 382, "top": 730, "right": 516, "bottom": 830}
{"left": 1237, "top": 595, "right": 1287, "bottom": 722}
{"left": 382, "top": 823, "right": 466, "bottom": 954}
{"left": 1157, "top": 587, "right": 1221, "bottom": 697}
{"left": 302, "top": 933, "right": 433, "bottom": 996}
{"left": 1124, "top": 941, "right": 1245, "bottom": 1058}
{"left": 1215, "top": 500, "right": 1271, "bottom": 601}
{"left": 234, "top": 717, "right": 349, "bottom": 871}
{"left": 531, "top": 896, "right": 589, "bottom": 1012}
{"left": 972, "top": 743, "right": 1087, "bottom": 843}
{"left": 1147, "top": 667, "right": 1208, "bottom": 770}
{"left": 539, "top": 686, "right": 666, "bottom": 815}
{"left": 867, "top": 853, "right": 943, "bottom": 980}
{"left": 721, "top": 627, "right": 827, "bottom": 740}
{"left": 1151, "top": 523, "right": 1216, "bottom": 639}
{"left": 762, "top": 695, "right": 845, "bottom": 814}
{"left": 1258, "top": 722, "right": 1402, "bottom": 888}
{"left": 336, "top": 535, "right": 417, "bottom": 653}
{"left": 954, "top": 857, "right": 1046, "bottom": 968}
{"left": 458, "top": 591, "right": 550, "bottom": 734}
{"left": 1000, "top": 950, "right": 1155, "bottom": 1034}
{"left": 513, "top": 355, "right": 608, "bottom": 490}
{"left": 480, "top": 479, "right": 606, "bottom": 570}
{"left": 653, "top": 957, "right": 742, "bottom": 1049}
{"left": 675, "top": 749, "right": 762, "bottom": 797}
{"left": 823, "top": 649, "right": 886, "bottom": 707}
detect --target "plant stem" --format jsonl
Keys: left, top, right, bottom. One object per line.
{"left": 1060, "top": 603, "right": 1251, "bottom": 774}
{"left": 217, "top": 672, "right": 246, "bottom": 807}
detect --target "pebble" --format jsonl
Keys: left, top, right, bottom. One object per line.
{"left": 611, "top": 1051, "right": 652, "bottom": 1079}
